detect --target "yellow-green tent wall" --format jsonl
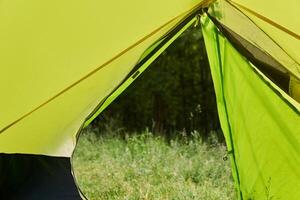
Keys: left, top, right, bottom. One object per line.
{"left": 0, "top": 0, "right": 207, "bottom": 156}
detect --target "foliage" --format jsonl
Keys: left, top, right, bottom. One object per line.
{"left": 73, "top": 130, "right": 236, "bottom": 200}
{"left": 92, "top": 25, "right": 220, "bottom": 138}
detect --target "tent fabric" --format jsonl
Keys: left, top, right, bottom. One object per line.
{"left": 201, "top": 14, "right": 300, "bottom": 200}
{"left": 206, "top": 13, "right": 291, "bottom": 93}
{"left": 290, "top": 77, "right": 300, "bottom": 103}
{"left": 227, "top": 0, "right": 300, "bottom": 69}
{"left": 207, "top": 0, "right": 300, "bottom": 81}
{"left": 0, "top": 0, "right": 208, "bottom": 157}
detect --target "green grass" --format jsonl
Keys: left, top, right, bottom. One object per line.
{"left": 73, "top": 131, "right": 236, "bottom": 200}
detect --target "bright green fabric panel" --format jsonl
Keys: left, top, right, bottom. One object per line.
{"left": 0, "top": 0, "right": 203, "bottom": 156}
{"left": 202, "top": 15, "right": 300, "bottom": 200}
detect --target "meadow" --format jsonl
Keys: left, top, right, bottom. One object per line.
{"left": 73, "top": 130, "right": 236, "bottom": 200}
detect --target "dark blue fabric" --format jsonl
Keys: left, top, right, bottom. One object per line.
{"left": 0, "top": 154, "right": 82, "bottom": 200}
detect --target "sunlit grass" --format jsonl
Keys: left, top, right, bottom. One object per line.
{"left": 73, "top": 130, "right": 236, "bottom": 200}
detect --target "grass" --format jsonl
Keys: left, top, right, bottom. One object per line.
{"left": 73, "top": 130, "right": 236, "bottom": 200}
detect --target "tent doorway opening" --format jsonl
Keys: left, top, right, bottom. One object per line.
{"left": 72, "top": 25, "right": 234, "bottom": 199}
{"left": 83, "top": 24, "right": 221, "bottom": 140}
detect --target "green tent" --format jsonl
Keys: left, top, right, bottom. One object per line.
{"left": 0, "top": 0, "right": 299, "bottom": 199}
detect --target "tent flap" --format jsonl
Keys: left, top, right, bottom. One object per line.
{"left": 201, "top": 14, "right": 300, "bottom": 200}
